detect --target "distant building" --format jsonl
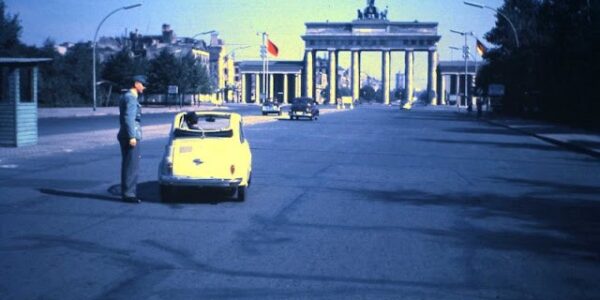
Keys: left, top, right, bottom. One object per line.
{"left": 161, "top": 24, "right": 176, "bottom": 44}
{"left": 395, "top": 72, "right": 405, "bottom": 90}
{"left": 236, "top": 60, "right": 303, "bottom": 104}
{"left": 437, "top": 60, "right": 485, "bottom": 106}
{"left": 361, "top": 72, "right": 381, "bottom": 91}
{"left": 207, "top": 32, "right": 236, "bottom": 101}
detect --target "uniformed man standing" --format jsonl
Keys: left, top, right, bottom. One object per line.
{"left": 118, "top": 75, "right": 147, "bottom": 203}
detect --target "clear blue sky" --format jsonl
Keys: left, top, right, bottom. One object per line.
{"left": 6, "top": 0, "right": 503, "bottom": 89}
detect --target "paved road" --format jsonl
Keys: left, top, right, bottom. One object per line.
{"left": 38, "top": 105, "right": 261, "bottom": 136}
{"left": 1, "top": 105, "right": 599, "bottom": 299}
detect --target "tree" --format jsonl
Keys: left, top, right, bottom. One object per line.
{"left": 0, "top": 0, "right": 23, "bottom": 56}
{"left": 37, "top": 39, "right": 74, "bottom": 107}
{"left": 393, "top": 88, "right": 404, "bottom": 100}
{"left": 360, "top": 85, "right": 376, "bottom": 101}
{"left": 178, "top": 52, "right": 208, "bottom": 95}
{"left": 62, "top": 43, "right": 94, "bottom": 106}
{"left": 147, "top": 50, "right": 211, "bottom": 101}
{"left": 320, "top": 85, "right": 352, "bottom": 101}
{"left": 480, "top": 0, "right": 600, "bottom": 128}
{"left": 102, "top": 49, "right": 148, "bottom": 90}
{"left": 147, "top": 49, "right": 179, "bottom": 95}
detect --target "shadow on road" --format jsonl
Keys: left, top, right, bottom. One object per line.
{"left": 321, "top": 180, "right": 600, "bottom": 262}
{"left": 108, "top": 181, "right": 240, "bottom": 205}
{"left": 38, "top": 188, "right": 122, "bottom": 202}
{"left": 445, "top": 127, "right": 524, "bottom": 136}
{"left": 417, "top": 138, "right": 561, "bottom": 152}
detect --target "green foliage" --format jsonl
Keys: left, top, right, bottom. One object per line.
{"left": 360, "top": 85, "right": 376, "bottom": 101}
{"left": 0, "top": 0, "right": 22, "bottom": 56}
{"left": 178, "top": 52, "right": 211, "bottom": 94}
{"left": 102, "top": 49, "right": 148, "bottom": 90}
{"left": 147, "top": 50, "right": 211, "bottom": 95}
{"left": 480, "top": 0, "right": 600, "bottom": 128}
{"left": 393, "top": 88, "right": 404, "bottom": 100}
{"left": 338, "top": 87, "right": 352, "bottom": 97}
{"left": 147, "top": 49, "right": 179, "bottom": 94}
{"left": 320, "top": 86, "right": 352, "bottom": 100}
{"left": 32, "top": 40, "right": 94, "bottom": 107}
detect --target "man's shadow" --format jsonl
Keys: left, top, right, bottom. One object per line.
{"left": 39, "top": 181, "right": 238, "bottom": 205}
{"left": 38, "top": 188, "right": 122, "bottom": 203}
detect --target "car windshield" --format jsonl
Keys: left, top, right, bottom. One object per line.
{"left": 292, "top": 98, "right": 311, "bottom": 105}
{"left": 174, "top": 114, "right": 233, "bottom": 138}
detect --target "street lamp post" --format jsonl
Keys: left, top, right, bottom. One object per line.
{"left": 92, "top": 3, "right": 141, "bottom": 111}
{"left": 464, "top": 1, "right": 520, "bottom": 48}
{"left": 451, "top": 45, "right": 479, "bottom": 110}
{"left": 450, "top": 29, "right": 473, "bottom": 112}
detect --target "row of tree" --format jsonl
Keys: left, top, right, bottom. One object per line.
{"left": 1, "top": 0, "right": 212, "bottom": 107}
{"left": 478, "top": 0, "right": 599, "bottom": 129}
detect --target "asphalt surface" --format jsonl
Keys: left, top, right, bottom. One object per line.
{"left": 1, "top": 105, "right": 599, "bottom": 299}
{"left": 38, "top": 105, "right": 260, "bottom": 136}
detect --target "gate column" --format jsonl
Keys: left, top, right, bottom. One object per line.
{"left": 427, "top": 49, "right": 439, "bottom": 105}
{"left": 328, "top": 49, "right": 338, "bottom": 105}
{"left": 404, "top": 50, "right": 414, "bottom": 106}
{"left": 254, "top": 73, "right": 261, "bottom": 104}
{"left": 241, "top": 73, "right": 247, "bottom": 103}
{"left": 382, "top": 50, "right": 391, "bottom": 105}
{"left": 304, "top": 50, "right": 314, "bottom": 98}
{"left": 351, "top": 50, "right": 360, "bottom": 102}
{"left": 283, "top": 74, "right": 289, "bottom": 104}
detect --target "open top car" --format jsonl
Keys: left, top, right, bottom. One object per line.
{"left": 158, "top": 111, "right": 252, "bottom": 201}
{"left": 289, "top": 97, "right": 319, "bottom": 120}
{"left": 261, "top": 100, "right": 282, "bottom": 115}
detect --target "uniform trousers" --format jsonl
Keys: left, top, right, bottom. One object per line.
{"left": 119, "top": 139, "right": 140, "bottom": 198}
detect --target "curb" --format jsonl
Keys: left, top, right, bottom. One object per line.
{"left": 484, "top": 118, "right": 600, "bottom": 159}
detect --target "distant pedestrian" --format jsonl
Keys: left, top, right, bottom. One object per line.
{"left": 117, "top": 75, "right": 147, "bottom": 203}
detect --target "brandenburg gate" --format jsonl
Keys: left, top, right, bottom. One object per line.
{"left": 302, "top": 0, "right": 441, "bottom": 105}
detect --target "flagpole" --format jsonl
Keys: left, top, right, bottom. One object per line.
{"left": 262, "top": 32, "right": 266, "bottom": 104}
{"left": 266, "top": 34, "right": 270, "bottom": 101}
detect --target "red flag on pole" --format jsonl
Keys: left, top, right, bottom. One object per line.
{"left": 267, "top": 39, "right": 279, "bottom": 57}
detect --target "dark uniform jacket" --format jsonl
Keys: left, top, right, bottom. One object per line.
{"left": 118, "top": 90, "right": 142, "bottom": 141}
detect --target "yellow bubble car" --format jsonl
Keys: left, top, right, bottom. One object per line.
{"left": 158, "top": 111, "right": 252, "bottom": 202}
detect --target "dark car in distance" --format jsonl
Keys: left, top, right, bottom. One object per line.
{"left": 289, "top": 97, "right": 319, "bottom": 120}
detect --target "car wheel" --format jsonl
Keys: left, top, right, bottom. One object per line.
{"left": 160, "top": 185, "right": 172, "bottom": 202}
{"left": 237, "top": 186, "right": 246, "bottom": 202}
{"left": 289, "top": 115, "right": 293, "bottom": 120}
{"left": 262, "top": 112, "right": 267, "bottom": 116}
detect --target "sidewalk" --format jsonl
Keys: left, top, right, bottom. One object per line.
{"left": 447, "top": 106, "right": 600, "bottom": 159}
